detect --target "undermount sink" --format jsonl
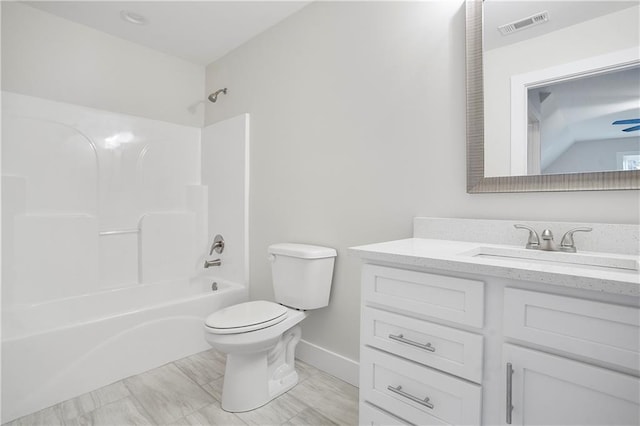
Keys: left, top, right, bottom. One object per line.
{"left": 461, "top": 246, "right": 639, "bottom": 272}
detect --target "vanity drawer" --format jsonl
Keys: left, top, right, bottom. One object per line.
{"left": 360, "top": 347, "right": 482, "bottom": 426}
{"left": 362, "top": 307, "right": 484, "bottom": 383}
{"left": 504, "top": 288, "right": 640, "bottom": 371}
{"left": 359, "top": 402, "right": 412, "bottom": 426}
{"left": 362, "top": 264, "right": 484, "bottom": 328}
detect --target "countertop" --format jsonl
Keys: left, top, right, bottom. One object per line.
{"left": 350, "top": 238, "right": 640, "bottom": 297}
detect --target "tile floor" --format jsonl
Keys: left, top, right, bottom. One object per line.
{"left": 4, "top": 349, "right": 359, "bottom": 426}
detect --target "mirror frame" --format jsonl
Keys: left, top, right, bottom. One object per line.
{"left": 465, "top": 0, "right": 640, "bottom": 193}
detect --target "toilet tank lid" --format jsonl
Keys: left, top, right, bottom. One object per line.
{"left": 268, "top": 243, "right": 337, "bottom": 259}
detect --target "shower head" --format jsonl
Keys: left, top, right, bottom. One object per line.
{"left": 208, "top": 88, "right": 227, "bottom": 103}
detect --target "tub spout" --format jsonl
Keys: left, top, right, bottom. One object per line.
{"left": 204, "top": 258, "right": 222, "bottom": 268}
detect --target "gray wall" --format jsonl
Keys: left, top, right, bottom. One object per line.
{"left": 1, "top": 2, "right": 204, "bottom": 127}
{"left": 204, "top": 1, "right": 639, "bottom": 363}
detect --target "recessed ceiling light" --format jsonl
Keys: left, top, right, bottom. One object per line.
{"left": 120, "top": 10, "right": 148, "bottom": 25}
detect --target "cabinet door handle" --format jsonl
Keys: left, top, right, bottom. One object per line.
{"left": 387, "top": 385, "right": 434, "bottom": 409}
{"left": 506, "top": 362, "right": 514, "bottom": 424}
{"left": 388, "top": 333, "right": 436, "bottom": 352}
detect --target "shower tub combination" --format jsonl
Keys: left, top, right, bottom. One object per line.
{"left": 1, "top": 93, "right": 250, "bottom": 423}
{"left": 1, "top": 276, "right": 247, "bottom": 423}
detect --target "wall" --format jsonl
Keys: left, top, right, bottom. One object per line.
{"left": 204, "top": 0, "right": 640, "bottom": 365}
{"left": 1, "top": 2, "right": 204, "bottom": 127}
{"left": 484, "top": 5, "right": 640, "bottom": 176}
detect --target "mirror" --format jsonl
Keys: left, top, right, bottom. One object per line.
{"left": 466, "top": 0, "right": 640, "bottom": 193}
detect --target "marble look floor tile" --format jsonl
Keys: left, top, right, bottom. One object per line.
{"left": 90, "top": 380, "right": 131, "bottom": 407}
{"left": 234, "top": 392, "right": 309, "bottom": 426}
{"left": 283, "top": 407, "right": 339, "bottom": 426}
{"left": 124, "top": 363, "right": 215, "bottom": 424}
{"left": 182, "top": 402, "right": 248, "bottom": 426}
{"left": 173, "top": 349, "right": 226, "bottom": 386}
{"left": 4, "top": 404, "right": 65, "bottom": 426}
{"left": 201, "top": 376, "right": 224, "bottom": 402}
{"left": 295, "top": 359, "right": 321, "bottom": 383}
{"left": 68, "top": 397, "right": 153, "bottom": 426}
{"left": 58, "top": 393, "right": 96, "bottom": 422}
{"left": 287, "top": 371, "right": 358, "bottom": 426}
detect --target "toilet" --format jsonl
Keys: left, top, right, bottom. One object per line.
{"left": 204, "top": 243, "right": 337, "bottom": 412}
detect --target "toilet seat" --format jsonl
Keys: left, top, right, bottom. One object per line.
{"left": 205, "top": 300, "right": 288, "bottom": 334}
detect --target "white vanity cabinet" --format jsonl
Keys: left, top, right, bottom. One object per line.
{"left": 359, "top": 265, "right": 485, "bottom": 425}
{"left": 502, "top": 288, "right": 640, "bottom": 426}
{"left": 504, "top": 344, "right": 640, "bottom": 426}
{"left": 355, "top": 253, "right": 640, "bottom": 426}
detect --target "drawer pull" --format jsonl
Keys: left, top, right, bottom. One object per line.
{"left": 387, "top": 385, "right": 435, "bottom": 410}
{"left": 389, "top": 333, "right": 436, "bottom": 352}
{"left": 506, "top": 362, "right": 514, "bottom": 424}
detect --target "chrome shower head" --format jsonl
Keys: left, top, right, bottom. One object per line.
{"left": 208, "top": 88, "right": 227, "bottom": 103}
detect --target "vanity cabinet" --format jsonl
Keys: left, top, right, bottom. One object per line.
{"left": 359, "top": 265, "right": 484, "bottom": 425}
{"left": 357, "top": 263, "right": 640, "bottom": 426}
{"left": 504, "top": 344, "right": 640, "bottom": 426}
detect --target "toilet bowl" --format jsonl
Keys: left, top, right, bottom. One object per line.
{"left": 204, "top": 301, "right": 307, "bottom": 412}
{"left": 203, "top": 243, "right": 336, "bottom": 413}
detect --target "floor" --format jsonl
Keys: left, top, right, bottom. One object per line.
{"left": 4, "top": 349, "right": 359, "bottom": 426}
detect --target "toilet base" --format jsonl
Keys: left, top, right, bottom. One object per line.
{"left": 220, "top": 326, "right": 302, "bottom": 412}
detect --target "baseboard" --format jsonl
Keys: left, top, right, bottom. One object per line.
{"left": 296, "top": 339, "right": 359, "bottom": 387}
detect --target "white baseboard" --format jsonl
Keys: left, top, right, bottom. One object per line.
{"left": 296, "top": 339, "right": 359, "bottom": 387}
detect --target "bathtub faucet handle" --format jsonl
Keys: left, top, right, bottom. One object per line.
{"left": 204, "top": 258, "right": 222, "bottom": 268}
{"left": 209, "top": 234, "right": 225, "bottom": 255}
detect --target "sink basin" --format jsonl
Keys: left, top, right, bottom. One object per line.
{"left": 461, "top": 246, "right": 639, "bottom": 272}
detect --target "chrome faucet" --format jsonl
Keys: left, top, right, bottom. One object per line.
{"left": 514, "top": 224, "right": 540, "bottom": 249}
{"left": 209, "top": 234, "right": 225, "bottom": 255}
{"left": 540, "top": 229, "right": 556, "bottom": 251}
{"left": 204, "top": 258, "right": 222, "bottom": 268}
{"left": 559, "top": 227, "right": 592, "bottom": 253}
{"left": 515, "top": 224, "right": 592, "bottom": 253}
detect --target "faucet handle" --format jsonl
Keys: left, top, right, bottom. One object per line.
{"left": 560, "top": 227, "right": 592, "bottom": 253}
{"left": 514, "top": 224, "right": 540, "bottom": 249}
{"left": 209, "top": 234, "right": 225, "bottom": 255}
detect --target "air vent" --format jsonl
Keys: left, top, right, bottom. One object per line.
{"left": 498, "top": 11, "right": 549, "bottom": 36}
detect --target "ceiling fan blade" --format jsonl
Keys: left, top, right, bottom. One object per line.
{"left": 613, "top": 118, "right": 640, "bottom": 125}
{"left": 622, "top": 125, "right": 640, "bottom": 132}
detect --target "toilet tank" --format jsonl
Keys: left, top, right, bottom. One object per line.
{"left": 268, "top": 243, "right": 337, "bottom": 310}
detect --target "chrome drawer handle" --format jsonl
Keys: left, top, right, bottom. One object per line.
{"left": 388, "top": 333, "right": 436, "bottom": 352}
{"left": 387, "top": 385, "right": 434, "bottom": 409}
{"left": 506, "top": 362, "right": 514, "bottom": 424}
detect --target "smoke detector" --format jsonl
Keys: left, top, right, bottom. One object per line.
{"left": 498, "top": 11, "right": 549, "bottom": 36}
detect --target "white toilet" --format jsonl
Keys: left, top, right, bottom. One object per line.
{"left": 204, "top": 243, "right": 337, "bottom": 412}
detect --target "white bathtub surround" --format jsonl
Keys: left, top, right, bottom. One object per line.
{"left": 1, "top": 92, "right": 204, "bottom": 303}
{"left": 201, "top": 114, "right": 250, "bottom": 286}
{"left": 1, "top": 93, "right": 251, "bottom": 423}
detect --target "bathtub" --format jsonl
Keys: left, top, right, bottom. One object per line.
{"left": 1, "top": 277, "right": 247, "bottom": 423}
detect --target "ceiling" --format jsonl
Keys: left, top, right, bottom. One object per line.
{"left": 24, "top": 1, "right": 311, "bottom": 65}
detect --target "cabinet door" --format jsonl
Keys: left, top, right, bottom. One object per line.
{"left": 503, "top": 344, "right": 640, "bottom": 426}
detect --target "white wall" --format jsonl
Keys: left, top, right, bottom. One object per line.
{"left": 484, "top": 5, "right": 640, "bottom": 176}
{"left": 1, "top": 2, "right": 204, "bottom": 127}
{"left": 204, "top": 1, "right": 640, "bottom": 364}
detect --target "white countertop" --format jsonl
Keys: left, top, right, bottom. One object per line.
{"left": 350, "top": 238, "right": 640, "bottom": 297}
